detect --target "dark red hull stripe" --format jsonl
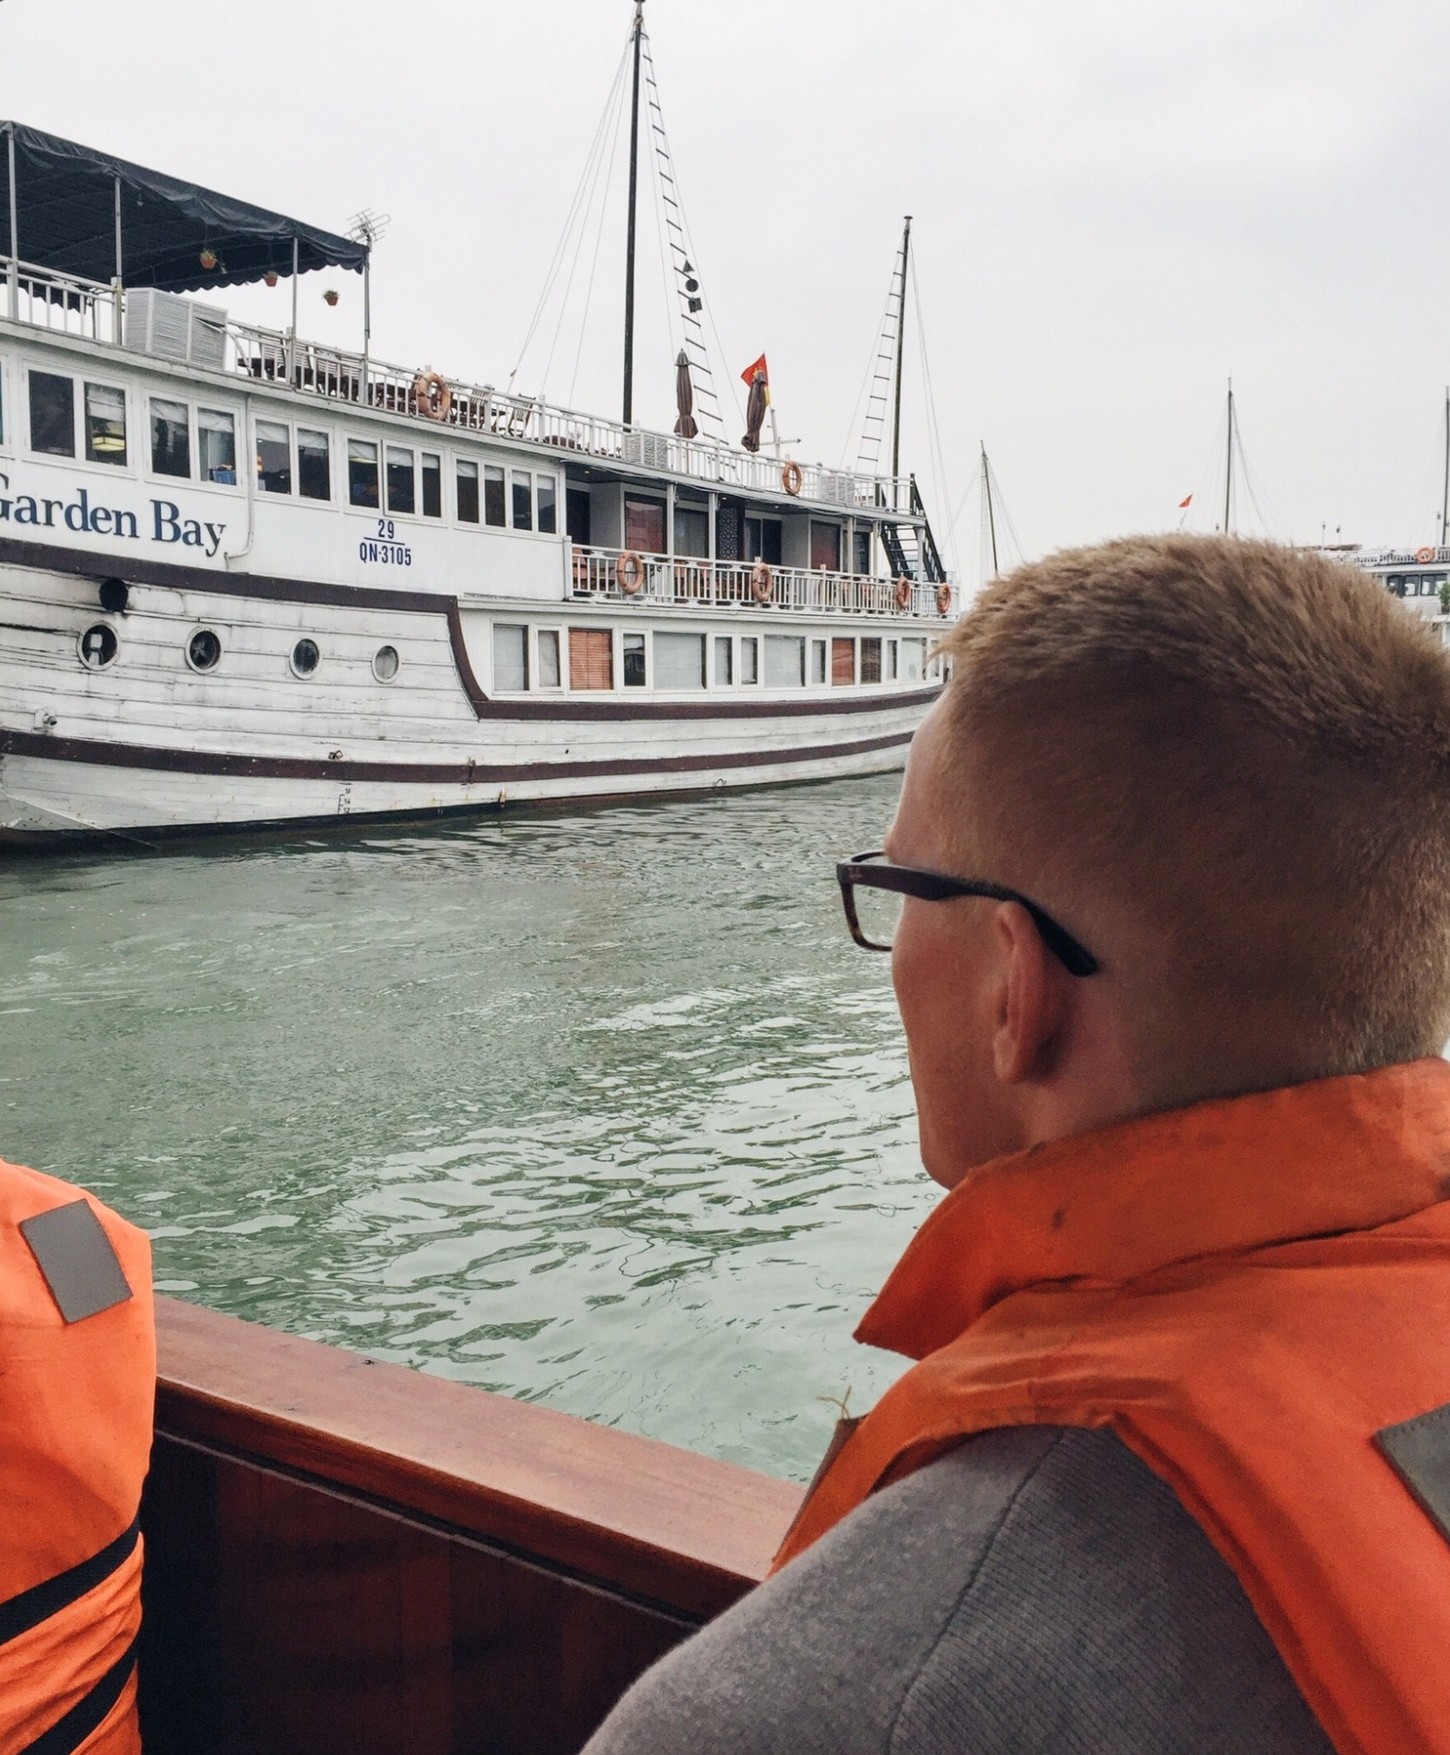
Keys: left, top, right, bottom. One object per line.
{"left": 0, "top": 725, "right": 914, "bottom": 785}
{"left": 0, "top": 535, "right": 944, "bottom": 723}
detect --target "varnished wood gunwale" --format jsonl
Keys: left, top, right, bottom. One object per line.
{"left": 152, "top": 1296, "right": 801, "bottom": 1618}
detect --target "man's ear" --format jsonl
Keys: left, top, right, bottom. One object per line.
{"left": 991, "top": 901, "right": 1070, "bottom": 1084}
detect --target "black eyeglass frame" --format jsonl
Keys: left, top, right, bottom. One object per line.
{"left": 835, "top": 849, "right": 1100, "bottom": 977}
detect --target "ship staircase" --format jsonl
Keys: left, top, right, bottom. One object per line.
{"left": 880, "top": 477, "right": 947, "bottom": 584}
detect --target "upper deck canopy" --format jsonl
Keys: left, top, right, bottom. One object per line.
{"left": 1, "top": 121, "right": 368, "bottom": 293}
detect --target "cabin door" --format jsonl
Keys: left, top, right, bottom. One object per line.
{"left": 625, "top": 499, "right": 666, "bottom": 555}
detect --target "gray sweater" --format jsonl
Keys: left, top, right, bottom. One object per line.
{"left": 584, "top": 1426, "right": 1334, "bottom": 1754}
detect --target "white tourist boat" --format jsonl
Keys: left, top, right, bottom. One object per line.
{"left": 0, "top": 23, "right": 953, "bottom": 846}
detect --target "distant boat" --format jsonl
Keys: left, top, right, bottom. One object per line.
{"left": 0, "top": 10, "right": 954, "bottom": 847}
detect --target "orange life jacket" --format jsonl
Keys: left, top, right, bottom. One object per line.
{"left": 0, "top": 1158, "right": 154, "bottom": 1755}
{"left": 773, "top": 1060, "right": 1450, "bottom": 1755}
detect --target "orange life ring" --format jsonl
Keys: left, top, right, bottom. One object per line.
{"left": 935, "top": 582, "right": 953, "bottom": 617}
{"left": 413, "top": 370, "right": 452, "bottom": 422}
{"left": 751, "top": 561, "right": 774, "bottom": 604}
{"left": 616, "top": 550, "right": 645, "bottom": 595}
{"left": 781, "top": 460, "right": 803, "bottom": 497}
{"left": 1417, "top": 546, "right": 1437, "bottom": 564}
{"left": 894, "top": 576, "right": 912, "bottom": 611}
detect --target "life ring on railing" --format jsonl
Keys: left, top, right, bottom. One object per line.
{"left": 1417, "top": 546, "right": 1437, "bottom": 564}
{"left": 894, "top": 576, "right": 912, "bottom": 611}
{"left": 413, "top": 370, "right": 452, "bottom": 422}
{"left": 751, "top": 561, "right": 775, "bottom": 604}
{"left": 616, "top": 551, "right": 645, "bottom": 595}
{"left": 935, "top": 582, "right": 953, "bottom": 617}
{"left": 781, "top": 460, "right": 803, "bottom": 497}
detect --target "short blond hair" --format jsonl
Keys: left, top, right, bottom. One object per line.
{"left": 937, "top": 535, "right": 1450, "bottom": 1101}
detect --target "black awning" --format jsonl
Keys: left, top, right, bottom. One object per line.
{"left": 1, "top": 122, "right": 369, "bottom": 293}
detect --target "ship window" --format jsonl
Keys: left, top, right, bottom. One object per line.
{"left": 256, "top": 420, "right": 291, "bottom": 493}
{"left": 831, "top": 637, "right": 856, "bottom": 686}
{"left": 810, "top": 521, "right": 842, "bottom": 572}
{"left": 372, "top": 644, "right": 400, "bottom": 682}
{"left": 199, "top": 409, "right": 236, "bottom": 483}
{"left": 765, "top": 635, "right": 806, "bottom": 687}
{"left": 78, "top": 623, "right": 118, "bottom": 670}
{"left": 84, "top": 383, "right": 127, "bottom": 466}
{"left": 29, "top": 371, "right": 74, "bottom": 457}
{"left": 484, "top": 464, "right": 506, "bottom": 526}
{"left": 386, "top": 446, "right": 415, "bottom": 515}
{"left": 536, "top": 473, "right": 557, "bottom": 535}
{"left": 887, "top": 639, "right": 899, "bottom": 680}
{"left": 538, "top": 629, "right": 562, "bottom": 688}
{"left": 290, "top": 638, "right": 320, "bottom": 677}
{"left": 348, "top": 439, "right": 380, "bottom": 508}
{"left": 626, "top": 498, "right": 665, "bottom": 554}
{"left": 744, "top": 516, "right": 782, "bottom": 566}
{"left": 493, "top": 624, "right": 529, "bottom": 691}
{"left": 740, "top": 636, "right": 759, "bottom": 684}
{"left": 187, "top": 628, "right": 222, "bottom": 672}
{"left": 810, "top": 639, "right": 827, "bottom": 685}
{"left": 150, "top": 398, "right": 190, "bottom": 478}
{"left": 298, "top": 429, "right": 331, "bottom": 501}
{"left": 512, "top": 470, "right": 533, "bottom": 531}
{"left": 714, "top": 636, "right": 733, "bottom": 685}
{"left": 861, "top": 637, "right": 883, "bottom": 684}
{"left": 654, "top": 631, "right": 705, "bottom": 689}
{"left": 900, "top": 638, "right": 926, "bottom": 682}
{"left": 456, "top": 459, "right": 480, "bottom": 524}
{"left": 421, "top": 452, "right": 442, "bottom": 519}
{"left": 853, "top": 528, "right": 872, "bottom": 575}
{"left": 622, "top": 631, "right": 646, "bottom": 687}
{"left": 674, "top": 505, "right": 708, "bottom": 559}
{"left": 569, "top": 627, "right": 613, "bottom": 690}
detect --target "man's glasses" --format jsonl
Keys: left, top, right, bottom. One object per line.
{"left": 835, "top": 850, "right": 1100, "bottom": 977}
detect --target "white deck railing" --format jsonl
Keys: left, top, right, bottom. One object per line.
{"left": 570, "top": 545, "right": 956, "bottom": 619}
{"left": 2, "top": 258, "right": 118, "bottom": 342}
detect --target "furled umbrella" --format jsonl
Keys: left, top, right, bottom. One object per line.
{"left": 673, "top": 350, "right": 698, "bottom": 439}
{"left": 742, "top": 367, "right": 768, "bottom": 454}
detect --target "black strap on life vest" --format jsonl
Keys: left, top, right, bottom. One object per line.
{"left": 0, "top": 1518, "right": 140, "bottom": 1647}
{"left": 22, "top": 1638, "right": 137, "bottom": 1755}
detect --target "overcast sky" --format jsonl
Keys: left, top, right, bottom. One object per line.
{"left": 6, "top": 0, "right": 1449, "bottom": 576}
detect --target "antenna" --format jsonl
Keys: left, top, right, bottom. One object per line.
{"left": 347, "top": 209, "right": 391, "bottom": 247}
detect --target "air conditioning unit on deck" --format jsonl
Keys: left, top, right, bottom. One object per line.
{"left": 124, "top": 288, "right": 228, "bottom": 370}
{"left": 622, "top": 431, "right": 673, "bottom": 471}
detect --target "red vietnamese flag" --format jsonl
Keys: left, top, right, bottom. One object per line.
{"left": 1179, "top": 493, "right": 1193, "bottom": 508}
{"left": 741, "top": 353, "right": 770, "bottom": 402}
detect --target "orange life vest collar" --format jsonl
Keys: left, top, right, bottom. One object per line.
{"left": 857, "top": 1057, "right": 1450, "bottom": 1361}
{"left": 775, "top": 1060, "right": 1450, "bottom": 1755}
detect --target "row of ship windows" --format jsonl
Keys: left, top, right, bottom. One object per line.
{"left": 491, "top": 627, "right": 937, "bottom": 693}
{"left": 0, "top": 369, "right": 558, "bottom": 530}
{"left": 74, "top": 622, "right": 939, "bottom": 692}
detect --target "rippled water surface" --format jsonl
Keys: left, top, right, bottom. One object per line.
{"left": 0, "top": 776, "right": 940, "bottom": 1480}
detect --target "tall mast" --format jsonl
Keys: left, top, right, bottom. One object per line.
{"left": 622, "top": 0, "right": 645, "bottom": 426}
{"left": 1223, "top": 376, "right": 1234, "bottom": 535}
{"left": 981, "top": 441, "right": 999, "bottom": 577}
{"left": 1441, "top": 386, "right": 1449, "bottom": 549}
{"left": 890, "top": 215, "right": 912, "bottom": 488}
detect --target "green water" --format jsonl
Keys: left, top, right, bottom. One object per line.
{"left": 0, "top": 776, "right": 937, "bottom": 1482}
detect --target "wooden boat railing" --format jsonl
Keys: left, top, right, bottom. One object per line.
{"left": 140, "top": 1296, "right": 803, "bottom": 1755}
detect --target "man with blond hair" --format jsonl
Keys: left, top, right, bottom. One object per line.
{"left": 587, "top": 536, "right": 1450, "bottom": 1755}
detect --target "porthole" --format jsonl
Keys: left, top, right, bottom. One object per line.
{"left": 78, "top": 623, "right": 119, "bottom": 670}
{"left": 187, "top": 628, "right": 222, "bottom": 672}
{"left": 372, "top": 644, "right": 400, "bottom": 683}
{"left": 291, "top": 638, "right": 320, "bottom": 678}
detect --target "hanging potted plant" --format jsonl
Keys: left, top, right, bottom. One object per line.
{"left": 264, "top": 269, "right": 279, "bottom": 288}
{"left": 198, "top": 247, "right": 217, "bottom": 271}
{"left": 322, "top": 288, "right": 339, "bottom": 307}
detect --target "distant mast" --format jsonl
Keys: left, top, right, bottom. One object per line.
{"left": 622, "top": 0, "right": 645, "bottom": 426}
{"left": 1441, "top": 385, "right": 1449, "bottom": 549}
{"left": 981, "top": 441, "right": 999, "bottom": 577}
{"left": 1224, "top": 377, "right": 1235, "bottom": 535}
{"left": 890, "top": 215, "right": 912, "bottom": 487}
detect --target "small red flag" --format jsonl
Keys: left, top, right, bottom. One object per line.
{"left": 1178, "top": 493, "right": 1193, "bottom": 509}
{"left": 741, "top": 353, "right": 769, "bottom": 388}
